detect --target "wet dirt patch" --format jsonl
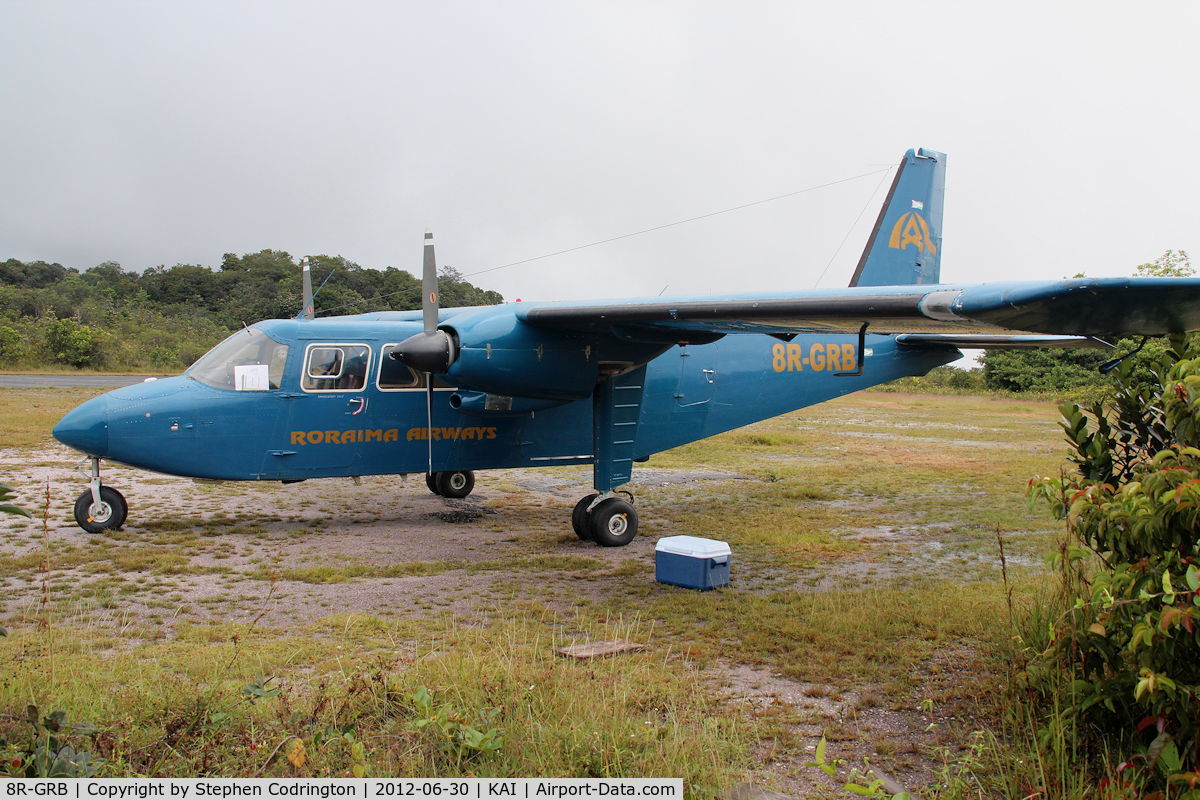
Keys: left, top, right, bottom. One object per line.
{"left": 710, "top": 662, "right": 939, "bottom": 798}
{"left": 425, "top": 501, "right": 497, "bottom": 524}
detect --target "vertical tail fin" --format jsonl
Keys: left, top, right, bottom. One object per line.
{"left": 849, "top": 148, "right": 945, "bottom": 287}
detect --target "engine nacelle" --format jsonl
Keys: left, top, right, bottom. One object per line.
{"left": 442, "top": 307, "right": 598, "bottom": 400}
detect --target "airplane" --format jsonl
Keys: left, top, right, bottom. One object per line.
{"left": 51, "top": 148, "right": 1200, "bottom": 546}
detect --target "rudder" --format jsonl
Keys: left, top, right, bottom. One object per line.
{"left": 849, "top": 148, "right": 945, "bottom": 287}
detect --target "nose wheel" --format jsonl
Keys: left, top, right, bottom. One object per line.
{"left": 572, "top": 492, "right": 638, "bottom": 547}
{"left": 72, "top": 458, "right": 127, "bottom": 533}
{"left": 74, "top": 486, "right": 127, "bottom": 533}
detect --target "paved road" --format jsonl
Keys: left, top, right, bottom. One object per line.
{"left": 0, "top": 374, "right": 159, "bottom": 388}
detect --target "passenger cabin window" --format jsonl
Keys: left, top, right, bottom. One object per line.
{"left": 188, "top": 327, "right": 289, "bottom": 391}
{"left": 302, "top": 344, "right": 370, "bottom": 392}
{"left": 377, "top": 344, "right": 453, "bottom": 390}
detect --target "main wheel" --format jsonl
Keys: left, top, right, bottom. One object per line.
{"left": 435, "top": 470, "right": 475, "bottom": 499}
{"left": 589, "top": 498, "right": 638, "bottom": 547}
{"left": 73, "top": 486, "right": 127, "bottom": 534}
{"left": 571, "top": 493, "right": 599, "bottom": 540}
{"left": 425, "top": 473, "right": 439, "bottom": 494}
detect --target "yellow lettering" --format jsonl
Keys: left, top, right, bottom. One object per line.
{"left": 810, "top": 343, "right": 825, "bottom": 371}
{"left": 406, "top": 428, "right": 422, "bottom": 441}
{"left": 786, "top": 343, "right": 803, "bottom": 372}
{"left": 462, "top": 428, "right": 476, "bottom": 440}
{"left": 290, "top": 431, "right": 307, "bottom": 446}
{"left": 323, "top": 430, "right": 339, "bottom": 444}
{"left": 842, "top": 343, "right": 857, "bottom": 372}
{"left": 308, "top": 431, "right": 324, "bottom": 444}
{"left": 486, "top": 428, "right": 497, "bottom": 440}
{"left": 366, "top": 429, "right": 382, "bottom": 442}
{"left": 826, "top": 344, "right": 841, "bottom": 371}
{"left": 771, "top": 342, "right": 786, "bottom": 372}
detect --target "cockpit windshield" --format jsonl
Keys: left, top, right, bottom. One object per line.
{"left": 187, "top": 327, "right": 289, "bottom": 390}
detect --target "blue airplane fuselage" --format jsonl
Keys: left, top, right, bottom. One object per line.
{"left": 53, "top": 311, "right": 957, "bottom": 481}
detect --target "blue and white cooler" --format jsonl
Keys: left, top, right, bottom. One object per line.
{"left": 655, "top": 535, "right": 731, "bottom": 590}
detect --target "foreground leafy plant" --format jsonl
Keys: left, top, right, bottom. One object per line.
{"left": 408, "top": 686, "right": 504, "bottom": 769}
{"left": 1026, "top": 338, "right": 1200, "bottom": 793}
{"left": 0, "top": 482, "right": 32, "bottom": 518}
{"left": 1, "top": 706, "right": 103, "bottom": 777}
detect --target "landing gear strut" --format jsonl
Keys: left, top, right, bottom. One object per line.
{"left": 73, "top": 457, "right": 127, "bottom": 534}
{"left": 426, "top": 470, "right": 475, "bottom": 499}
{"left": 572, "top": 492, "right": 638, "bottom": 547}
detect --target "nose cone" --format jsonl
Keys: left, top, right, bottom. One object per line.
{"left": 53, "top": 395, "right": 109, "bottom": 457}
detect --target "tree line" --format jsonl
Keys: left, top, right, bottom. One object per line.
{"left": 0, "top": 251, "right": 503, "bottom": 371}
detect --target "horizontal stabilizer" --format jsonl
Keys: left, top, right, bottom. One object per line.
{"left": 895, "top": 334, "right": 1110, "bottom": 350}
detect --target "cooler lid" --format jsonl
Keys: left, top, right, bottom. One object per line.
{"left": 655, "top": 535, "right": 732, "bottom": 558}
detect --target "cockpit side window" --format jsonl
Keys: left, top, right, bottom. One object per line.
{"left": 187, "top": 327, "right": 289, "bottom": 391}
{"left": 307, "top": 347, "right": 344, "bottom": 379}
{"left": 377, "top": 344, "right": 454, "bottom": 391}
{"left": 302, "top": 343, "right": 370, "bottom": 392}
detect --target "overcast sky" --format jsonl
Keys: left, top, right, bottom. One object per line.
{"left": 2, "top": 1, "right": 1197, "bottom": 303}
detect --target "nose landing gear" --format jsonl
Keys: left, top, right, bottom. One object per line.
{"left": 73, "top": 457, "right": 127, "bottom": 534}
{"left": 572, "top": 492, "right": 638, "bottom": 547}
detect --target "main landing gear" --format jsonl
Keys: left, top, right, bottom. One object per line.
{"left": 73, "top": 457, "right": 127, "bottom": 534}
{"left": 572, "top": 492, "right": 638, "bottom": 547}
{"left": 425, "top": 470, "right": 476, "bottom": 499}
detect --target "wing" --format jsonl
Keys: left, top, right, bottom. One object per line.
{"left": 518, "top": 278, "right": 1200, "bottom": 340}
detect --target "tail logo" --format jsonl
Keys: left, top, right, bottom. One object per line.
{"left": 888, "top": 211, "right": 937, "bottom": 255}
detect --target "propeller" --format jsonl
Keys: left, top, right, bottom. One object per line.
{"left": 390, "top": 231, "right": 457, "bottom": 476}
{"left": 391, "top": 232, "right": 457, "bottom": 373}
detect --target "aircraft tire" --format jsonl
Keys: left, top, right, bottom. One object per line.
{"left": 73, "top": 486, "right": 128, "bottom": 534}
{"left": 425, "top": 473, "right": 439, "bottom": 495}
{"left": 589, "top": 498, "right": 638, "bottom": 547}
{"left": 436, "top": 470, "right": 475, "bottom": 499}
{"left": 572, "top": 493, "right": 598, "bottom": 540}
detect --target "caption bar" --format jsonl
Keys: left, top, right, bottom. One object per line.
{"left": 3, "top": 780, "right": 683, "bottom": 800}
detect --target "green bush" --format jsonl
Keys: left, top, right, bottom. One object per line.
{"left": 875, "top": 365, "right": 988, "bottom": 394}
{"left": 1026, "top": 338, "right": 1200, "bottom": 793}
{"left": 0, "top": 325, "right": 24, "bottom": 364}
{"left": 45, "top": 318, "right": 99, "bottom": 368}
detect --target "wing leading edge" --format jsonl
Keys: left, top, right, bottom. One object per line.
{"left": 519, "top": 278, "right": 1200, "bottom": 340}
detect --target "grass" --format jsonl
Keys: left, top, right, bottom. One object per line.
{"left": 1, "top": 388, "right": 1079, "bottom": 794}
{"left": 0, "top": 614, "right": 748, "bottom": 784}
{"left": 0, "top": 387, "right": 106, "bottom": 448}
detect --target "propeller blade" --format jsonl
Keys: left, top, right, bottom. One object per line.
{"left": 422, "top": 230, "right": 438, "bottom": 334}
